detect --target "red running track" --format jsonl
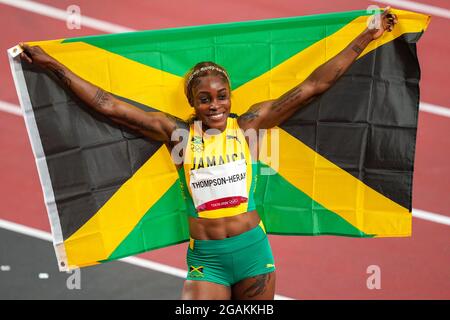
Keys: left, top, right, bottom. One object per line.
{"left": 0, "top": 0, "right": 449, "bottom": 299}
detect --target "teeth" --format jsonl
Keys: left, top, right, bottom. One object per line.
{"left": 209, "top": 113, "right": 223, "bottom": 120}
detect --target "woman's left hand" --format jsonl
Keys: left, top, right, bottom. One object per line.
{"left": 367, "top": 6, "right": 398, "bottom": 40}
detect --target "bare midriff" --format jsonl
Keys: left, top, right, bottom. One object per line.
{"left": 189, "top": 209, "right": 260, "bottom": 240}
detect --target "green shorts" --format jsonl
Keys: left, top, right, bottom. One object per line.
{"left": 186, "top": 222, "right": 276, "bottom": 287}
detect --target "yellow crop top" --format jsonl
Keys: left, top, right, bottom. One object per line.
{"left": 177, "top": 114, "right": 257, "bottom": 219}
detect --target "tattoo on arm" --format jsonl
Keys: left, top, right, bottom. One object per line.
{"left": 240, "top": 104, "right": 263, "bottom": 123}
{"left": 48, "top": 66, "right": 71, "bottom": 87}
{"left": 352, "top": 45, "right": 363, "bottom": 54}
{"left": 271, "top": 86, "right": 303, "bottom": 112}
{"left": 92, "top": 89, "right": 113, "bottom": 109}
{"left": 243, "top": 273, "right": 271, "bottom": 298}
{"left": 240, "top": 111, "right": 259, "bottom": 123}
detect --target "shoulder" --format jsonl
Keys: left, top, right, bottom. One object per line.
{"left": 237, "top": 100, "right": 274, "bottom": 131}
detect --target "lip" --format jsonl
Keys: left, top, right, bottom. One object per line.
{"left": 207, "top": 112, "right": 225, "bottom": 121}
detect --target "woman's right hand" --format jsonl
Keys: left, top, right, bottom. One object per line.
{"left": 19, "top": 43, "right": 55, "bottom": 67}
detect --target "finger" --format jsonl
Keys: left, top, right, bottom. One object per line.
{"left": 382, "top": 19, "right": 389, "bottom": 31}
{"left": 384, "top": 16, "right": 396, "bottom": 29}
{"left": 19, "top": 42, "right": 31, "bottom": 53}
{"left": 393, "top": 15, "right": 398, "bottom": 24}
{"left": 382, "top": 6, "right": 391, "bottom": 17}
{"left": 20, "top": 52, "right": 32, "bottom": 64}
{"left": 386, "top": 15, "right": 395, "bottom": 26}
{"left": 20, "top": 52, "right": 31, "bottom": 63}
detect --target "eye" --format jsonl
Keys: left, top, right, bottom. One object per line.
{"left": 199, "top": 97, "right": 210, "bottom": 104}
{"left": 218, "top": 94, "right": 227, "bottom": 100}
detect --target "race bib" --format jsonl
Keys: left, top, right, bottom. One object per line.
{"left": 189, "top": 159, "right": 248, "bottom": 212}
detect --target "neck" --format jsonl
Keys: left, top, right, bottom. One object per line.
{"left": 192, "top": 118, "right": 227, "bottom": 136}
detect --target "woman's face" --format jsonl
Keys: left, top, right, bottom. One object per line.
{"left": 191, "top": 75, "right": 231, "bottom": 131}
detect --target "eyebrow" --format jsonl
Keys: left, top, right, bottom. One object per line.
{"left": 196, "top": 88, "right": 228, "bottom": 95}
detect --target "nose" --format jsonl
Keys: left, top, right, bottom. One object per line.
{"left": 209, "top": 99, "right": 219, "bottom": 110}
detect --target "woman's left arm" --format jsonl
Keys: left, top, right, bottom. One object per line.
{"left": 238, "top": 7, "right": 398, "bottom": 130}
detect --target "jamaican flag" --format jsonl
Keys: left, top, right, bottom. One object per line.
{"left": 8, "top": 8, "right": 429, "bottom": 270}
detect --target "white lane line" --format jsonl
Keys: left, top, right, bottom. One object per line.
{"left": 2, "top": 100, "right": 450, "bottom": 119}
{"left": 1, "top": 265, "right": 11, "bottom": 271}
{"left": 420, "top": 102, "right": 450, "bottom": 118}
{"left": 374, "top": 0, "right": 450, "bottom": 19}
{"left": 0, "top": 218, "right": 293, "bottom": 300}
{"left": 0, "top": 0, "right": 135, "bottom": 33}
{"left": 0, "top": 218, "right": 52, "bottom": 241}
{"left": 0, "top": 100, "right": 22, "bottom": 116}
{"left": 121, "top": 256, "right": 187, "bottom": 279}
{"left": 413, "top": 208, "right": 450, "bottom": 226}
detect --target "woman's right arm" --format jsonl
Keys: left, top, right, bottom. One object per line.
{"left": 19, "top": 43, "right": 185, "bottom": 143}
